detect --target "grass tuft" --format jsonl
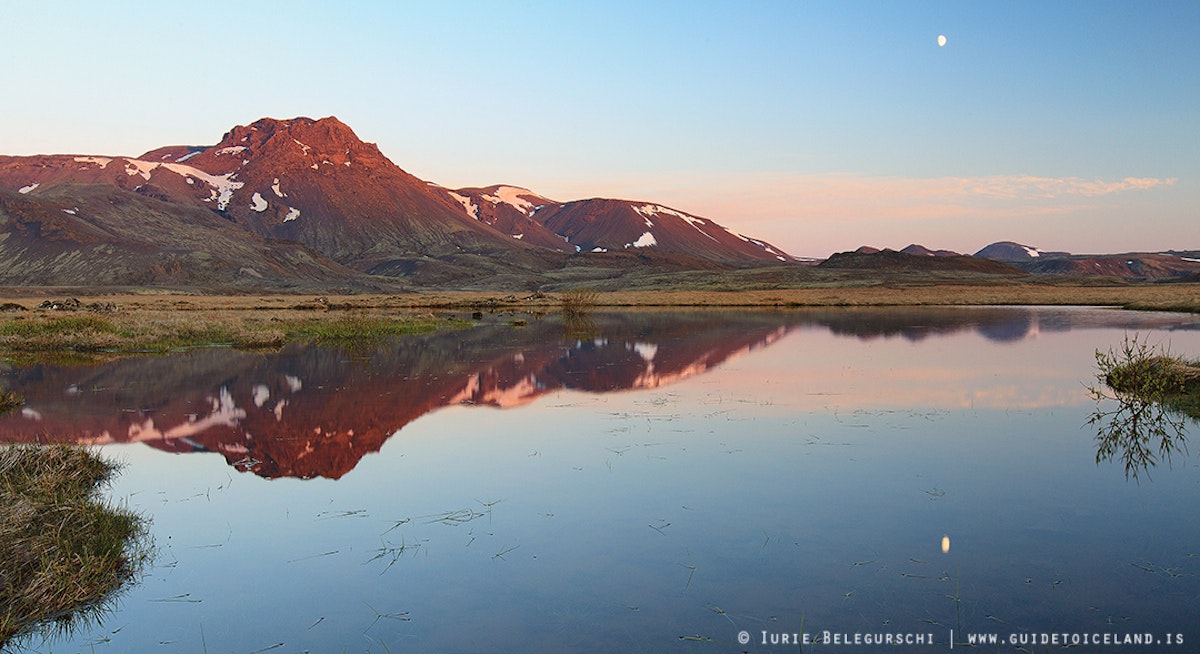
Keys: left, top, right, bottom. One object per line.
{"left": 0, "top": 445, "right": 151, "bottom": 647}
{"left": 1096, "top": 334, "right": 1200, "bottom": 417}
{"left": 560, "top": 288, "right": 598, "bottom": 320}
{"left": 0, "top": 390, "right": 22, "bottom": 415}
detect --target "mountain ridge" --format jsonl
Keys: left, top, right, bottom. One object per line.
{"left": 0, "top": 116, "right": 793, "bottom": 289}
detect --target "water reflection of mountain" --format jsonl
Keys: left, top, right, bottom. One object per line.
{"left": 808, "top": 307, "right": 1199, "bottom": 343}
{"left": 0, "top": 312, "right": 791, "bottom": 479}
{"left": 3, "top": 308, "right": 1197, "bottom": 479}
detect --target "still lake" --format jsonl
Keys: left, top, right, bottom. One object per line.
{"left": 2, "top": 306, "right": 1199, "bottom": 653}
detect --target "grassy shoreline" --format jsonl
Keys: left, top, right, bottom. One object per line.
{"left": 3, "top": 281, "right": 1200, "bottom": 309}
{"left": 0, "top": 445, "right": 150, "bottom": 647}
{"left": 0, "top": 283, "right": 1196, "bottom": 359}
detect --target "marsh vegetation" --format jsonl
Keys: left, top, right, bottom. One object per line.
{"left": 0, "top": 306, "right": 462, "bottom": 361}
{"left": 0, "top": 445, "right": 150, "bottom": 648}
{"left": 0, "top": 390, "right": 21, "bottom": 415}
{"left": 1089, "top": 334, "right": 1200, "bottom": 479}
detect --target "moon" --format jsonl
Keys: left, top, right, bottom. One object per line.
{"left": 937, "top": 34, "right": 947, "bottom": 47}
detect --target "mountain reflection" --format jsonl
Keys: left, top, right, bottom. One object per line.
{"left": 0, "top": 312, "right": 791, "bottom": 479}
{"left": 2, "top": 308, "right": 1196, "bottom": 479}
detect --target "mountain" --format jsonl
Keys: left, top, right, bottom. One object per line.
{"left": 0, "top": 184, "right": 363, "bottom": 290}
{"left": 854, "top": 244, "right": 961, "bottom": 257}
{"left": 900, "top": 244, "right": 961, "bottom": 257}
{"left": 0, "top": 116, "right": 793, "bottom": 289}
{"left": 1015, "top": 252, "right": 1200, "bottom": 280}
{"left": 435, "top": 184, "right": 570, "bottom": 251}
{"left": 973, "top": 242, "right": 1200, "bottom": 280}
{"left": 974, "top": 241, "right": 1070, "bottom": 261}
{"left": 533, "top": 199, "right": 792, "bottom": 263}
{"left": 433, "top": 186, "right": 792, "bottom": 263}
{"left": 819, "top": 249, "right": 1026, "bottom": 275}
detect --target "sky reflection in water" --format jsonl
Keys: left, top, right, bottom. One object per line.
{"left": 2, "top": 307, "right": 1199, "bottom": 653}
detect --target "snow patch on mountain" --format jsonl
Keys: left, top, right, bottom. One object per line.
{"left": 250, "top": 192, "right": 268, "bottom": 212}
{"left": 18, "top": 183, "right": 38, "bottom": 194}
{"left": 272, "top": 178, "right": 285, "bottom": 198}
{"left": 143, "top": 161, "right": 244, "bottom": 210}
{"left": 283, "top": 207, "right": 301, "bottom": 222}
{"left": 447, "top": 192, "right": 479, "bottom": 219}
{"left": 742, "top": 236, "right": 782, "bottom": 256}
{"left": 634, "top": 204, "right": 690, "bottom": 221}
{"left": 481, "top": 186, "right": 538, "bottom": 215}
{"left": 635, "top": 204, "right": 722, "bottom": 242}
{"left": 125, "top": 160, "right": 157, "bottom": 180}
{"left": 630, "top": 232, "right": 657, "bottom": 248}
{"left": 217, "top": 146, "right": 248, "bottom": 156}
{"left": 1024, "top": 246, "right": 1041, "bottom": 258}
{"left": 73, "top": 156, "right": 113, "bottom": 169}
{"left": 175, "top": 151, "right": 201, "bottom": 163}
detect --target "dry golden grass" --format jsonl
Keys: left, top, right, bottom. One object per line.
{"left": 0, "top": 445, "right": 150, "bottom": 646}
{"left": 0, "top": 282, "right": 1195, "bottom": 358}
{"left": 3, "top": 281, "right": 1197, "bottom": 311}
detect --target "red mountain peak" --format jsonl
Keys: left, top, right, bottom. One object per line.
{"left": 177, "top": 115, "right": 389, "bottom": 178}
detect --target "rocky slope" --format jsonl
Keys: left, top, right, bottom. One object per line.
{"left": 0, "top": 185, "right": 362, "bottom": 290}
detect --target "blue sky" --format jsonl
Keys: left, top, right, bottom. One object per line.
{"left": 2, "top": 1, "right": 1195, "bottom": 257}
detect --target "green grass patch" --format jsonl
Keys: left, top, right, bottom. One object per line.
{"left": 0, "top": 311, "right": 468, "bottom": 361}
{"left": 0, "top": 445, "right": 151, "bottom": 647}
{"left": 286, "top": 315, "right": 464, "bottom": 343}
{"left": 0, "top": 316, "right": 120, "bottom": 338}
{"left": 1097, "top": 335, "right": 1200, "bottom": 418}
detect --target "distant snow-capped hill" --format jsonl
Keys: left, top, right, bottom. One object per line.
{"left": 534, "top": 198, "right": 793, "bottom": 264}
{"left": 436, "top": 184, "right": 570, "bottom": 251}
{"left": 974, "top": 241, "right": 1070, "bottom": 261}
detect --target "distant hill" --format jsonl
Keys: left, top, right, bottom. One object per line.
{"left": 1017, "top": 253, "right": 1200, "bottom": 280}
{"left": 901, "top": 244, "right": 961, "bottom": 257}
{"left": 855, "top": 244, "right": 962, "bottom": 257}
{"left": 974, "top": 241, "right": 1070, "bottom": 261}
{"left": 819, "top": 249, "right": 1026, "bottom": 275}
{"left": 973, "top": 242, "right": 1200, "bottom": 280}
